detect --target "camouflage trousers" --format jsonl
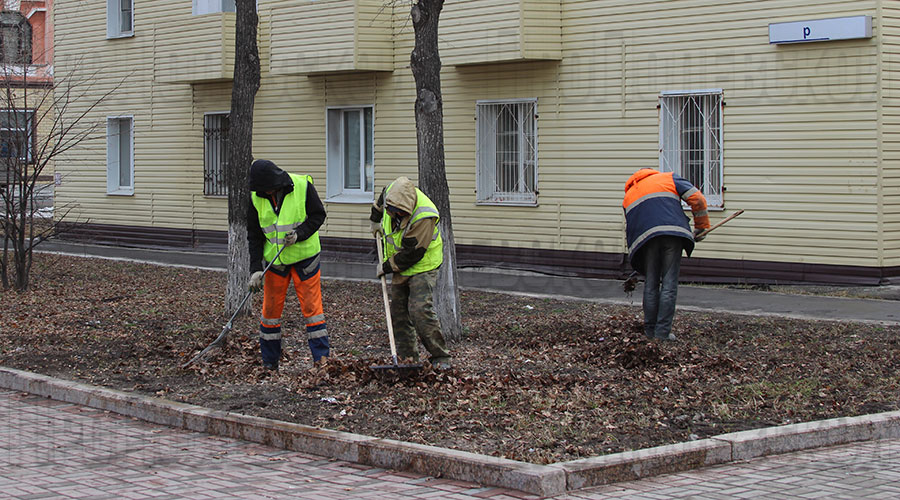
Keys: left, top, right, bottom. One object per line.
{"left": 389, "top": 269, "right": 451, "bottom": 364}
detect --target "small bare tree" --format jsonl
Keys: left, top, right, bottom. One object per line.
{"left": 224, "top": 0, "right": 261, "bottom": 316}
{"left": 1, "top": 46, "right": 116, "bottom": 290}
{"left": 409, "top": 0, "right": 462, "bottom": 341}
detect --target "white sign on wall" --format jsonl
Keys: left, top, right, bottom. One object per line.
{"left": 769, "top": 15, "right": 872, "bottom": 44}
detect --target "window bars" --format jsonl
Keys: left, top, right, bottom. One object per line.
{"left": 659, "top": 92, "right": 723, "bottom": 207}
{"left": 477, "top": 100, "right": 537, "bottom": 204}
{"left": 203, "top": 113, "right": 229, "bottom": 197}
{"left": 0, "top": 12, "right": 33, "bottom": 65}
{"left": 1, "top": 110, "right": 34, "bottom": 163}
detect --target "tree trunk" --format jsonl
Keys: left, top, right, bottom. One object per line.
{"left": 225, "top": 0, "right": 261, "bottom": 317}
{"left": 410, "top": 0, "right": 462, "bottom": 342}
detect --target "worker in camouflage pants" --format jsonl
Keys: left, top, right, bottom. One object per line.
{"left": 370, "top": 176, "right": 451, "bottom": 370}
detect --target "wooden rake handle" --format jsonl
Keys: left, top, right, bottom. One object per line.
{"left": 695, "top": 209, "right": 744, "bottom": 240}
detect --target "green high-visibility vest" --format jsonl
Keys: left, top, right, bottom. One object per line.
{"left": 251, "top": 173, "right": 321, "bottom": 265}
{"left": 381, "top": 183, "right": 443, "bottom": 276}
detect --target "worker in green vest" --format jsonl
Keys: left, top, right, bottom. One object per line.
{"left": 370, "top": 176, "right": 451, "bottom": 370}
{"left": 247, "top": 159, "right": 330, "bottom": 370}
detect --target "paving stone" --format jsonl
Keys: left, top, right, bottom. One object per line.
{"left": 3, "top": 389, "right": 900, "bottom": 499}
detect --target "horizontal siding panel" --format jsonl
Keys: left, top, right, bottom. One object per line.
{"left": 441, "top": 0, "right": 561, "bottom": 65}
{"left": 269, "top": 0, "right": 392, "bottom": 75}
{"left": 53, "top": 0, "right": 895, "bottom": 273}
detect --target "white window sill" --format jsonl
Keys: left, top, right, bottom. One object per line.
{"left": 681, "top": 202, "right": 725, "bottom": 211}
{"left": 107, "top": 33, "right": 134, "bottom": 40}
{"left": 476, "top": 200, "right": 538, "bottom": 207}
{"left": 325, "top": 193, "right": 374, "bottom": 204}
{"left": 107, "top": 189, "right": 134, "bottom": 196}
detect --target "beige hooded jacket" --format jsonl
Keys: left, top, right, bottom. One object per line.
{"left": 370, "top": 176, "right": 438, "bottom": 282}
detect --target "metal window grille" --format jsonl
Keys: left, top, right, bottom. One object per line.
{"left": 476, "top": 100, "right": 537, "bottom": 204}
{"left": 0, "top": 12, "right": 32, "bottom": 65}
{"left": 0, "top": 110, "right": 33, "bottom": 163}
{"left": 659, "top": 92, "right": 723, "bottom": 207}
{"left": 203, "top": 113, "right": 229, "bottom": 196}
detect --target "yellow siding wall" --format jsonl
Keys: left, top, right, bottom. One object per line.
{"left": 357, "top": 0, "right": 394, "bottom": 70}
{"left": 269, "top": 0, "right": 392, "bottom": 75}
{"left": 154, "top": 12, "right": 235, "bottom": 84}
{"left": 882, "top": 2, "right": 900, "bottom": 266}
{"left": 54, "top": 0, "right": 888, "bottom": 269}
{"left": 270, "top": 0, "right": 357, "bottom": 75}
{"left": 522, "top": 0, "right": 563, "bottom": 60}
{"left": 440, "top": 0, "right": 527, "bottom": 65}
{"left": 54, "top": 0, "right": 203, "bottom": 231}
{"left": 558, "top": 0, "right": 881, "bottom": 266}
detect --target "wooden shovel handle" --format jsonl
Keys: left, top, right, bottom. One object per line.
{"left": 376, "top": 236, "right": 400, "bottom": 365}
{"left": 696, "top": 209, "right": 744, "bottom": 239}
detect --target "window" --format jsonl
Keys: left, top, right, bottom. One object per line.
{"left": 107, "top": 0, "right": 133, "bottom": 38}
{"left": 325, "top": 106, "right": 374, "bottom": 202}
{"left": 659, "top": 90, "right": 724, "bottom": 208}
{"left": 0, "top": 110, "right": 34, "bottom": 163}
{"left": 107, "top": 117, "right": 134, "bottom": 195}
{"left": 203, "top": 112, "right": 229, "bottom": 196}
{"left": 193, "top": 0, "right": 236, "bottom": 15}
{"left": 476, "top": 99, "right": 538, "bottom": 205}
{"left": 0, "top": 12, "right": 32, "bottom": 65}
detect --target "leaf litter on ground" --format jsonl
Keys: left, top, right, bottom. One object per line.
{"left": 0, "top": 253, "right": 899, "bottom": 464}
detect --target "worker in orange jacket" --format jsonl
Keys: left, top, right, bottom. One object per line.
{"left": 623, "top": 169, "right": 710, "bottom": 341}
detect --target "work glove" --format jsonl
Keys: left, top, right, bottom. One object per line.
{"left": 284, "top": 230, "right": 298, "bottom": 246}
{"left": 376, "top": 262, "right": 388, "bottom": 279}
{"left": 693, "top": 227, "right": 707, "bottom": 243}
{"left": 249, "top": 271, "right": 265, "bottom": 292}
{"left": 370, "top": 221, "right": 384, "bottom": 238}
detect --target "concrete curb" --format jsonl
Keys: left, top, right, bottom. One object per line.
{"left": 2, "top": 366, "right": 899, "bottom": 497}
{"left": 0, "top": 367, "right": 563, "bottom": 497}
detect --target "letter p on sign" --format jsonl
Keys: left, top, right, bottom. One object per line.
{"left": 803, "top": 27, "right": 811, "bottom": 39}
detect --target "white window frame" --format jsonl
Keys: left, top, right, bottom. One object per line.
{"left": 0, "top": 109, "right": 34, "bottom": 163}
{"left": 106, "top": 0, "right": 134, "bottom": 39}
{"left": 192, "top": 0, "right": 236, "bottom": 15}
{"left": 659, "top": 89, "right": 724, "bottom": 208}
{"left": 203, "top": 111, "right": 229, "bottom": 197}
{"left": 107, "top": 116, "right": 134, "bottom": 195}
{"left": 476, "top": 98, "right": 538, "bottom": 206}
{"left": 325, "top": 105, "right": 374, "bottom": 204}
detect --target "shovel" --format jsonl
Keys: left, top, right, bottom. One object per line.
{"left": 370, "top": 234, "right": 424, "bottom": 378}
{"left": 694, "top": 209, "right": 744, "bottom": 240}
{"left": 182, "top": 243, "right": 288, "bottom": 369}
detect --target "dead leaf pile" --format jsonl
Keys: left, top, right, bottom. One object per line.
{"left": 1, "top": 253, "right": 899, "bottom": 464}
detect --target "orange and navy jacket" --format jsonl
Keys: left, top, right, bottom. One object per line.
{"left": 622, "top": 169, "right": 710, "bottom": 273}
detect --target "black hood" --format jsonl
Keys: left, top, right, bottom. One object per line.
{"left": 249, "top": 159, "right": 292, "bottom": 192}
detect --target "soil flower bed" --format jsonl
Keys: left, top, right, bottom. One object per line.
{"left": 1, "top": 253, "right": 899, "bottom": 464}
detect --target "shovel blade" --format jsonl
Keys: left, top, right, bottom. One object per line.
{"left": 370, "top": 363, "right": 424, "bottom": 381}
{"left": 370, "top": 363, "right": 423, "bottom": 370}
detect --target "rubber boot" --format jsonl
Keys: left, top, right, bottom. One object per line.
{"left": 308, "top": 336, "right": 330, "bottom": 363}
{"left": 260, "top": 338, "right": 281, "bottom": 370}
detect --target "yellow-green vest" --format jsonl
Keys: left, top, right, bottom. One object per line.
{"left": 381, "top": 185, "right": 443, "bottom": 276}
{"left": 251, "top": 174, "right": 321, "bottom": 265}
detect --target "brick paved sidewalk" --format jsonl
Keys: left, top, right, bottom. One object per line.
{"left": 3, "top": 389, "right": 900, "bottom": 500}
{"left": 567, "top": 439, "right": 900, "bottom": 500}
{"left": 0, "top": 391, "right": 536, "bottom": 500}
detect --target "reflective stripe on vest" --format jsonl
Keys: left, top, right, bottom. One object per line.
{"left": 251, "top": 173, "right": 322, "bottom": 265}
{"left": 381, "top": 184, "right": 443, "bottom": 276}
